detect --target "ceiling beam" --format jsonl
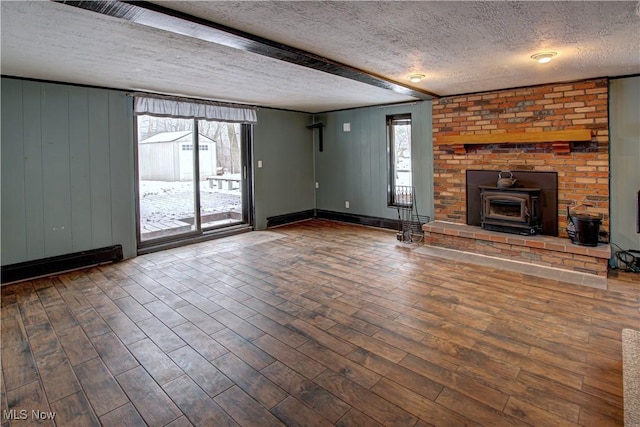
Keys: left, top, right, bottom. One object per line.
{"left": 57, "top": 0, "right": 437, "bottom": 100}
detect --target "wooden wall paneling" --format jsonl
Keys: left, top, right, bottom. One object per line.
{"left": 346, "top": 110, "right": 360, "bottom": 214}
{"left": 316, "top": 112, "right": 347, "bottom": 214}
{"left": 1, "top": 79, "right": 28, "bottom": 264}
{"left": 87, "top": 89, "right": 113, "bottom": 247}
{"left": 353, "top": 111, "right": 364, "bottom": 213}
{"left": 312, "top": 114, "right": 329, "bottom": 210}
{"left": 68, "top": 86, "right": 93, "bottom": 252}
{"left": 350, "top": 108, "right": 364, "bottom": 216}
{"left": 284, "top": 112, "right": 316, "bottom": 217}
{"left": 360, "top": 111, "right": 376, "bottom": 216}
{"left": 314, "top": 102, "right": 433, "bottom": 222}
{"left": 324, "top": 112, "right": 348, "bottom": 211}
{"left": 414, "top": 101, "right": 435, "bottom": 218}
{"left": 374, "top": 109, "right": 387, "bottom": 218}
{"left": 41, "top": 83, "right": 73, "bottom": 257}
{"left": 23, "top": 81, "right": 46, "bottom": 261}
{"left": 609, "top": 77, "right": 640, "bottom": 252}
{"left": 1, "top": 78, "right": 139, "bottom": 267}
{"left": 334, "top": 112, "right": 350, "bottom": 209}
{"left": 375, "top": 108, "right": 388, "bottom": 218}
{"left": 336, "top": 111, "right": 350, "bottom": 212}
{"left": 327, "top": 112, "right": 344, "bottom": 211}
{"left": 371, "top": 109, "right": 386, "bottom": 217}
{"left": 252, "top": 108, "right": 315, "bottom": 230}
{"left": 108, "top": 92, "right": 136, "bottom": 258}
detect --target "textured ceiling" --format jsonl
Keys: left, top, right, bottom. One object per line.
{"left": 2, "top": 1, "right": 639, "bottom": 113}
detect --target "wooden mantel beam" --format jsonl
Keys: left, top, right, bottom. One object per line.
{"left": 436, "top": 129, "right": 592, "bottom": 146}
{"left": 435, "top": 129, "right": 592, "bottom": 154}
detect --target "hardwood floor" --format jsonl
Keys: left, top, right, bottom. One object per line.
{"left": 1, "top": 219, "right": 638, "bottom": 426}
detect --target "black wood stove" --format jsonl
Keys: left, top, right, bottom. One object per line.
{"left": 479, "top": 186, "right": 542, "bottom": 235}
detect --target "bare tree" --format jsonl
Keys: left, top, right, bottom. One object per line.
{"left": 137, "top": 115, "right": 193, "bottom": 141}
{"left": 227, "top": 124, "right": 241, "bottom": 174}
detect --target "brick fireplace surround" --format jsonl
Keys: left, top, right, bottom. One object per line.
{"left": 424, "top": 78, "right": 611, "bottom": 278}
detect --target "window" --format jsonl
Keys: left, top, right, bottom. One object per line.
{"left": 387, "top": 114, "right": 412, "bottom": 206}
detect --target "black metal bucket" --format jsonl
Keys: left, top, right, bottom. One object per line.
{"left": 567, "top": 206, "right": 601, "bottom": 246}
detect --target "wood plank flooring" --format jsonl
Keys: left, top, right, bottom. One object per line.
{"left": 2, "top": 219, "right": 638, "bottom": 426}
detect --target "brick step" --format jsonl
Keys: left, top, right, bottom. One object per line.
{"left": 422, "top": 220, "right": 611, "bottom": 277}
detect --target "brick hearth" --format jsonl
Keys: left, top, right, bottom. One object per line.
{"left": 423, "top": 221, "right": 611, "bottom": 277}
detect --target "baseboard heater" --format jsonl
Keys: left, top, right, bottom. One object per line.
{"left": 267, "top": 209, "right": 315, "bottom": 228}
{"left": 1, "top": 245, "right": 123, "bottom": 285}
{"left": 315, "top": 210, "right": 401, "bottom": 230}
{"left": 266, "top": 209, "right": 401, "bottom": 231}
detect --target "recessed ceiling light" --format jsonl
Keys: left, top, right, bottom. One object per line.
{"left": 408, "top": 73, "right": 426, "bottom": 83}
{"left": 531, "top": 52, "right": 557, "bottom": 64}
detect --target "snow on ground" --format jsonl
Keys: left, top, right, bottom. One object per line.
{"left": 139, "top": 180, "right": 241, "bottom": 223}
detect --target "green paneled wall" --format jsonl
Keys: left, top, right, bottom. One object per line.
{"left": 1, "top": 78, "right": 136, "bottom": 265}
{"left": 253, "top": 108, "right": 315, "bottom": 230}
{"left": 314, "top": 101, "right": 433, "bottom": 220}
{"left": 609, "top": 76, "right": 640, "bottom": 253}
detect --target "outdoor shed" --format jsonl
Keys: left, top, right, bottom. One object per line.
{"left": 139, "top": 131, "right": 217, "bottom": 181}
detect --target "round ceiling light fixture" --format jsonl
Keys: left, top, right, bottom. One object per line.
{"left": 531, "top": 51, "right": 557, "bottom": 64}
{"left": 408, "top": 73, "right": 426, "bottom": 83}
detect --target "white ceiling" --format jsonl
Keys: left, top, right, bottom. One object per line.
{"left": 2, "top": 1, "right": 639, "bottom": 113}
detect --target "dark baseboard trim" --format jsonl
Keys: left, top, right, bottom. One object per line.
{"left": 315, "top": 210, "right": 400, "bottom": 230}
{"left": 267, "top": 209, "right": 400, "bottom": 230}
{"left": 267, "top": 210, "right": 315, "bottom": 228}
{"left": 1, "top": 245, "right": 124, "bottom": 285}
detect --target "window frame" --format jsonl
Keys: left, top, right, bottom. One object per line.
{"left": 134, "top": 114, "right": 253, "bottom": 250}
{"left": 386, "top": 113, "right": 413, "bottom": 207}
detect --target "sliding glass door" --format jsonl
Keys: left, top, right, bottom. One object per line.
{"left": 197, "top": 120, "right": 244, "bottom": 230}
{"left": 136, "top": 115, "right": 251, "bottom": 245}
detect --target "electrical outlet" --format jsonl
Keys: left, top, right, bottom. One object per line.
{"left": 315, "top": 182, "right": 319, "bottom": 189}
{"left": 345, "top": 201, "right": 350, "bottom": 208}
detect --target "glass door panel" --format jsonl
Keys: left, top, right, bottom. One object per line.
{"left": 137, "top": 116, "right": 197, "bottom": 241}
{"left": 198, "top": 120, "right": 243, "bottom": 229}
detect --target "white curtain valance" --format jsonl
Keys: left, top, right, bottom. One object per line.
{"left": 133, "top": 93, "right": 257, "bottom": 124}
